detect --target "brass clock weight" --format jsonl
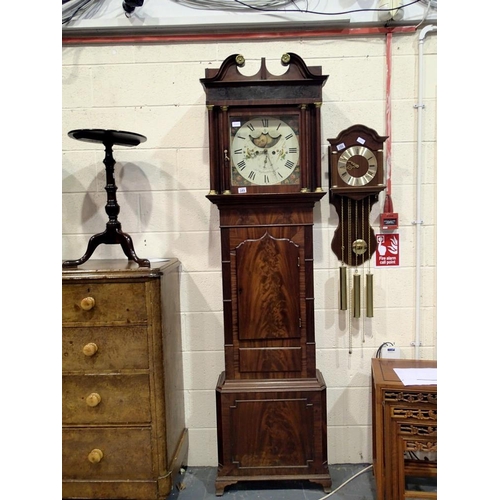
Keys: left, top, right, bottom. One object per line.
{"left": 328, "top": 125, "right": 388, "bottom": 352}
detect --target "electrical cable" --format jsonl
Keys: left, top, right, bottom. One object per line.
{"left": 62, "top": 0, "right": 101, "bottom": 25}
{"left": 419, "top": 0, "right": 437, "bottom": 9}
{"left": 65, "top": 0, "right": 433, "bottom": 24}
{"left": 317, "top": 464, "right": 374, "bottom": 499}
{"left": 375, "top": 341, "right": 394, "bottom": 358}
{"left": 175, "top": 0, "right": 423, "bottom": 16}
{"left": 230, "top": 0, "right": 422, "bottom": 16}
{"left": 173, "top": 0, "right": 293, "bottom": 10}
{"left": 415, "top": 0, "right": 434, "bottom": 28}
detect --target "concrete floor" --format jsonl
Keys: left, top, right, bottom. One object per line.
{"left": 168, "top": 464, "right": 377, "bottom": 499}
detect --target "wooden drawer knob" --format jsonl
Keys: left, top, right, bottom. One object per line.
{"left": 80, "top": 297, "right": 95, "bottom": 311}
{"left": 88, "top": 449, "right": 103, "bottom": 463}
{"left": 82, "top": 342, "right": 98, "bottom": 357}
{"left": 86, "top": 392, "right": 101, "bottom": 407}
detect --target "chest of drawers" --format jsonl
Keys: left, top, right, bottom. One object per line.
{"left": 62, "top": 259, "right": 188, "bottom": 499}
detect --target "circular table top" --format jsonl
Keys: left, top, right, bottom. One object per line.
{"left": 68, "top": 129, "right": 147, "bottom": 147}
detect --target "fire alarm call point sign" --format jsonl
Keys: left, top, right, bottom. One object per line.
{"left": 375, "top": 233, "right": 400, "bottom": 267}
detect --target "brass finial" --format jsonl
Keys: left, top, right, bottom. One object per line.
{"left": 281, "top": 53, "right": 291, "bottom": 65}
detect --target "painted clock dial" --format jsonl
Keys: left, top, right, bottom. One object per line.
{"left": 230, "top": 116, "right": 300, "bottom": 187}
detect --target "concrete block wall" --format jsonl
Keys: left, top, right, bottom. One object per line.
{"left": 62, "top": 30, "right": 437, "bottom": 466}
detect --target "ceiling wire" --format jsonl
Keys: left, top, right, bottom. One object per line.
{"left": 419, "top": 0, "right": 437, "bottom": 8}
{"left": 62, "top": 0, "right": 103, "bottom": 25}
{"left": 173, "top": 0, "right": 294, "bottom": 9}
{"left": 414, "top": 0, "right": 434, "bottom": 28}
{"left": 64, "top": 0, "right": 433, "bottom": 24}
{"left": 229, "top": 0, "right": 422, "bottom": 15}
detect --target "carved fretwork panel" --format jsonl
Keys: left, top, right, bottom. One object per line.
{"left": 391, "top": 407, "right": 437, "bottom": 421}
{"left": 399, "top": 424, "right": 437, "bottom": 437}
{"left": 384, "top": 391, "right": 437, "bottom": 405}
{"left": 236, "top": 233, "right": 300, "bottom": 341}
{"left": 404, "top": 440, "right": 438, "bottom": 453}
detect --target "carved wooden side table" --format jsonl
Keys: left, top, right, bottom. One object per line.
{"left": 371, "top": 358, "right": 437, "bottom": 500}
{"left": 63, "top": 129, "right": 149, "bottom": 268}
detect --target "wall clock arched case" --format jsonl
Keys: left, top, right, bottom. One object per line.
{"left": 328, "top": 124, "right": 387, "bottom": 265}
{"left": 201, "top": 53, "right": 332, "bottom": 495}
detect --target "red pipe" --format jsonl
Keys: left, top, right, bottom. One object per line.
{"left": 383, "top": 29, "right": 395, "bottom": 216}
{"left": 385, "top": 31, "right": 393, "bottom": 198}
{"left": 62, "top": 25, "right": 416, "bottom": 45}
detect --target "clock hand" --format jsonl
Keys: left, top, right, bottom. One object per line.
{"left": 263, "top": 148, "right": 279, "bottom": 171}
{"left": 267, "top": 140, "right": 288, "bottom": 166}
{"left": 346, "top": 160, "right": 359, "bottom": 171}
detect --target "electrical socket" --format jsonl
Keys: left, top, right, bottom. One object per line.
{"left": 381, "top": 345, "right": 401, "bottom": 358}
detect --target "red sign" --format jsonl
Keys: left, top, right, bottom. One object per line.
{"left": 375, "top": 233, "right": 400, "bottom": 267}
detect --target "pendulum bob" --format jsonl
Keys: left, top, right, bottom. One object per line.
{"left": 339, "top": 266, "right": 347, "bottom": 310}
{"left": 353, "top": 273, "right": 361, "bottom": 318}
{"left": 366, "top": 273, "right": 374, "bottom": 318}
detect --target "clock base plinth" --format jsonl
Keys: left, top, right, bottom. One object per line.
{"left": 215, "top": 371, "right": 331, "bottom": 496}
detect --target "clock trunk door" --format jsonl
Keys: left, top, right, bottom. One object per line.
{"left": 236, "top": 234, "right": 300, "bottom": 341}
{"left": 233, "top": 231, "right": 303, "bottom": 378}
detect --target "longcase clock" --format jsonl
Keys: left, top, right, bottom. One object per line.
{"left": 200, "top": 53, "right": 332, "bottom": 495}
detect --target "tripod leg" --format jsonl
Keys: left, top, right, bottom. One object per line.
{"left": 117, "top": 230, "right": 150, "bottom": 268}
{"left": 62, "top": 231, "right": 107, "bottom": 268}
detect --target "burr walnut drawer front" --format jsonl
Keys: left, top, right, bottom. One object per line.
{"left": 62, "top": 282, "right": 148, "bottom": 325}
{"left": 63, "top": 374, "right": 151, "bottom": 425}
{"left": 62, "top": 427, "right": 154, "bottom": 480}
{"left": 62, "top": 326, "right": 149, "bottom": 372}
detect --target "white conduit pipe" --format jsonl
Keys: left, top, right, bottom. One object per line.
{"left": 414, "top": 24, "right": 436, "bottom": 359}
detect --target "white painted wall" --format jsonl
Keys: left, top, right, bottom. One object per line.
{"left": 62, "top": 29, "right": 437, "bottom": 466}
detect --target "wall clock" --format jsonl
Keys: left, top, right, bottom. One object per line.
{"left": 328, "top": 125, "right": 387, "bottom": 333}
{"left": 201, "top": 53, "right": 331, "bottom": 495}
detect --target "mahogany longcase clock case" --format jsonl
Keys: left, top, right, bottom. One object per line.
{"left": 201, "top": 53, "right": 332, "bottom": 495}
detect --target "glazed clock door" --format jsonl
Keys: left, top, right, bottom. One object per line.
{"left": 228, "top": 110, "right": 302, "bottom": 192}
{"left": 201, "top": 53, "right": 328, "bottom": 196}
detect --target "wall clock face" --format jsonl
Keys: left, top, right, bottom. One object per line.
{"left": 337, "top": 145, "right": 378, "bottom": 187}
{"left": 230, "top": 116, "right": 300, "bottom": 187}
